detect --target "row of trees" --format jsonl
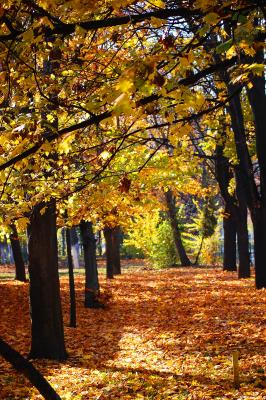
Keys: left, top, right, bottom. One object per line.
{"left": 0, "top": 0, "right": 265, "bottom": 397}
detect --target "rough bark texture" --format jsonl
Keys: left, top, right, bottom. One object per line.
{"left": 10, "top": 224, "right": 27, "bottom": 282}
{"left": 80, "top": 220, "right": 102, "bottom": 308}
{"left": 164, "top": 190, "right": 191, "bottom": 266}
{"left": 0, "top": 338, "right": 61, "bottom": 400}
{"left": 223, "top": 209, "right": 237, "bottom": 271}
{"left": 28, "top": 201, "right": 67, "bottom": 360}
{"left": 66, "top": 227, "right": 76, "bottom": 327}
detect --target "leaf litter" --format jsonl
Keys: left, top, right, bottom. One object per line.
{"left": 0, "top": 267, "right": 265, "bottom": 399}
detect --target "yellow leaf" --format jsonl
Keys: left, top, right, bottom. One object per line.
{"left": 226, "top": 45, "right": 236, "bottom": 59}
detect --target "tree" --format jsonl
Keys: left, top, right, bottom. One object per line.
{"left": 10, "top": 224, "right": 27, "bottom": 282}
{"left": 164, "top": 190, "right": 191, "bottom": 266}
{"left": 0, "top": 0, "right": 264, "bottom": 288}
{"left": 0, "top": 338, "right": 61, "bottom": 400}
{"left": 222, "top": 208, "right": 237, "bottom": 272}
{"left": 28, "top": 201, "right": 67, "bottom": 360}
{"left": 66, "top": 226, "right": 76, "bottom": 327}
{"left": 80, "top": 220, "right": 103, "bottom": 308}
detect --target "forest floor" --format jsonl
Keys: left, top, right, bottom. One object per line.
{"left": 0, "top": 266, "right": 266, "bottom": 399}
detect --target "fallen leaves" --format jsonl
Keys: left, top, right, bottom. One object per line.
{"left": 0, "top": 266, "right": 266, "bottom": 399}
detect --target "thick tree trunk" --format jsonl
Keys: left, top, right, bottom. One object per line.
{"left": 164, "top": 190, "right": 191, "bottom": 266}
{"left": 10, "top": 224, "right": 27, "bottom": 282}
{"left": 66, "top": 227, "right": 76, "bottom": 327}
{"left": 0, "top": 338, "right": 61, "bottom": 400}
{"left": 28, "top": 201, "right": 67, "bottom": 360}
{"left": 247, "top": 47, "right": 266, "bottom": 289}
{"left": 252, "top": 207, "right": 266, "bottom": 289}
{"left": 223, "top": 208, "right": 237, "bottom": 271}
{"left": 80, "top": 220, "right": 102, "bottom": 308}
{"left": 104, "top": 227, "right": 114, "bottom": 279}
{"left": 247, "top": 49, "right": 266, "bottom": 198}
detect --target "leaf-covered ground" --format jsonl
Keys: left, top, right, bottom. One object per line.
{"left": 0, "top": 267, "right": 266, "bottom": 399}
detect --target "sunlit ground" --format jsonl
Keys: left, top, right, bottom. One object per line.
{"left": 0, "top": 266, "right": 265, "bottom": 399}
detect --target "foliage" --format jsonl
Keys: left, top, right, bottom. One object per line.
{"left": 124, "top": 211, "right": 177, "bottom": 269}
{"left": 1, "top": 267, "right": 266, "bottom": 399}
{"left": 0, "top": 0, "right": 263, "bottom": 232}
{"left": 120, "top": 240, "right": 145, "bottom": 260}
{"left": 183, "top": 199, "right": 218, "bottom": 263}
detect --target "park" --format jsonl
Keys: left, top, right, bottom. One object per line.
{"left": 0, "top": 0, "right": 265, "bottom": 399}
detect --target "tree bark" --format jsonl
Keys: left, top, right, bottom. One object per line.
{"left": 104, "top": 227, "right": 115, "bottom": 278}
{"left": 247, "top": 45, "right": 266, "bottom": 289}
{"left": 223, "top": 209, "right": 237, "bottom": 272}
{"left": 252, "top": 207, "right": 266, "bottom": 289}
{"left": 164, "top": 190, "right": 191, "bottom": 266}
{"left": 66, "top": 227, "right": 76, "bottom": 327}
{"left": 0, "top": 338, "right": 61, "bottom": 400}
{"left": 28, "top": 201, "right": 67, "bottom": 360}
{"left": 236, "top": 207, "right": 250, "bottom": 279}
{"left": 215, "top": 142, "right": 250, "bottom": 276}
{"left": 10, "top": 224, "right": 27, "bottom": 282}
{"left": 111, "top": 226, "right": 121, "bottom": 275}
{"left": 80, "top": 220, "right": 102, "bottom": 308}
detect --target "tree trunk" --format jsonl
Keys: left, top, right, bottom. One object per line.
{"left": 97, "top": 230, "right": 103, "bottom": 257}
{"left": 236, "top": 207, "right": 250, "bottom": 279}
{"left": 28, "top": 201, "right": 67, "bottom": 360}
{"left": 215, "top": 142, "right": 250, "bottom": 277}
{"left": 10, "top": 224, "right": 27, "bottom": 282}
{"left": 235, "top": 173, "right": 251, "bottom": 279}
{"left": 247, "top": 45, "right": 266, "bottom": 289}
{"left": 223, "top": 209, "right": 237, "bottom": 271}
{"left": 66, "top": 227, "right": 76, "bottom": 327}
{"left": 104, "top": 227, "right": 114, "bottom": 278}
{"left": 164, "top": 190, "right": 191, "bottom": 266}
{"left": 111, "top": 226, "right": 121, "bottom": 275}
{"left": 252, "top": 207, "right": 266, "bottom": 289}
{"left": 70, "top": 227, "right": 80, "bottom": 269}
{"left": 80, "top": 220, "right": 103, "bottom": 308}
{"left": 0, "top": 338, "right": 61, "bottom": 400}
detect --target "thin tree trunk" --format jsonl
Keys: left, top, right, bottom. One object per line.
{"left": 215, "top": 131, "right": 250, "bottom": 278}
{"left": 28, "top": 201, "right": 67, "bottom": 360}
{"left": 10, "top": 224, "right": 27, "bottom": 282}
{"left": 235, "top": 175, "right": 251, "bottom": 279}
{"left": 70, "top": 227, "right": 80, "bottom": 269}
{"left": 111, "top": 226, "right": 121, "bottom": 275}
{"left": 164, "top": 190, "right": 191, "bottom": 266}
{"left": 97, "top": 230, "right": 103, "bottom": 257}
{"left": 104, "top": 227, "right": 114, "bottom": 278}
{"left": 236, "top": 208, "right": 250, "bottom": 279}
{"left": 223, "top": 209, "right": 237, "bottom": 271}
{"left": 80, "top": 220, "right": 103, "bottom": 308}
{"left": 61, "top": 228, "right": 66, "bottom": 257}
{"left": 0, "top": 338, "right": 61, "bottom": 400}
{"left": 194, "top": 237, "right": 204, "bottom": 266}
{"left": 66, "top": 227, "right": 76, "bottom": 327}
